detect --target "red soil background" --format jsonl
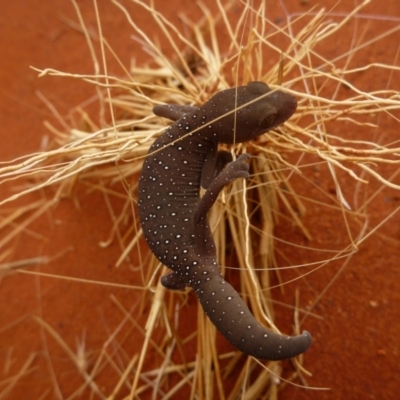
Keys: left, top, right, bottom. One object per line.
{"left": 1, "top": 0, "right": 399, "bottom": 399}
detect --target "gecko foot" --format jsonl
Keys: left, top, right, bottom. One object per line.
{"left": 223, "top": 153, "right": 251, "bottom": 181}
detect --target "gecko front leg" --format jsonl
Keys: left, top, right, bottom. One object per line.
{"left": 194, "top": 153, "right": 251, "bottom": 256}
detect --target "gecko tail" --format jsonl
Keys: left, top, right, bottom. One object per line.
{"left": 191, "top": 271, "right": 312, "bottom": 360}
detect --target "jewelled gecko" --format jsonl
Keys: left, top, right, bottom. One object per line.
{"left": 138, "top": 82, "right": 312, "bottom": 360}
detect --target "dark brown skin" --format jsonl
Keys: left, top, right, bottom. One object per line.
{"left": 138, "top": 82, "right": 312, "bottom": 360}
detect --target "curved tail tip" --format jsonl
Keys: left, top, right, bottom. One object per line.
{"left": 300, "top": 330, "right": 313, "bottom": 350}
{"left": 302, "top": 330, "right": 312, "bottom": 339}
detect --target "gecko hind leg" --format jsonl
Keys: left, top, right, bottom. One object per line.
{"left": 161, "top": 271, "right": 187, "bottom": 290}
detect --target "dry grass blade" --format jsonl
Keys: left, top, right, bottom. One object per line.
{"left": 0, "top": 353, "right": 36, "bottom": 400}
{"left": 33, "top": 316, "right": 106, "bottom": 399}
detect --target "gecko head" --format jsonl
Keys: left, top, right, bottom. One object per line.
{"left": 211, "top": 81, "right": 297, "bottom": 143}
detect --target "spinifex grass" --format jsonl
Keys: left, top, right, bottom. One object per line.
{"left": 1, "top": 0, "right": 400, "bottom": 398}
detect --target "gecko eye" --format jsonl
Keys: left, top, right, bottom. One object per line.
{"left": 260, "top": 112, "right": 276, "bottom": 127}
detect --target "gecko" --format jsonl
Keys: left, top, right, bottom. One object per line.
{"left": 138, "top": 81, "right": 312, "bottom": 360}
